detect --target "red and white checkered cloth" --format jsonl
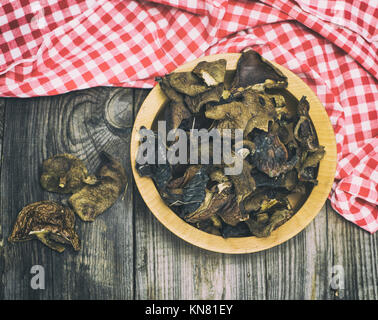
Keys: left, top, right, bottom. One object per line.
{"left": 1, "top": 0, "right": 377, "bottom": 232}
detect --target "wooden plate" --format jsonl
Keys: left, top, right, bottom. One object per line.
{"left": 130, "top": 53, "right": 337, "bottom": 254}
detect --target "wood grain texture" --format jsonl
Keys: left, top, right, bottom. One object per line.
{"left": 327, "top": 202, "right": 378, "bottom": 300}
{"left": 0, "top": 98, "right": 5, "bottom": 300}
{"left": 0, "top": 88, "right": 134, "bottom": 299}
{"left": 0, "top": 88, "right": 377, "bottom": 300}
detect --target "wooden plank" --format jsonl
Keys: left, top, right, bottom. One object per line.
{"left": 0, "top": 87, "right": 134, "bottom": 299}
{"left": 0, "top": 98, "right": 5, "bottom": 300}
{"left": 262, "top": 204, "right": 329, "bottom": 299}
{"left": 326, "top": 202, "right": 378, "bottom": 300}
{"left": 2, "top": 88, "right": 377, "bottom": 300}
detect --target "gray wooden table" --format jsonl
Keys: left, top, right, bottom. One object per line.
{"left": 0, "top": 87, "right": 377, "bottom": 300}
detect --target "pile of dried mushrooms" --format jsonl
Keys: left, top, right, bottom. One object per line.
{"left": 136, "top": 50, "right": 325, "bottom": 238}
{"left": 9, "top": 152, "right": 127, "bottom": 252}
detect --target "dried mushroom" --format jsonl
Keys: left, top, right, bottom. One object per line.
{"left": 184, "top": 182, "right": 232, "bottom": 223}
{"left": 276, "top": 122, "right": 296, "bottom": 145}
{"left": 297, "top": 146, "right": 325, "bottom": 184}
{"left": 231, "top": 50, "right": 287, "bottom": 91}
{"left": 69, "top": 152, "right": 127, "bottom": 222}
{"left": 159, "top": 76, "right": 185, "bottom": 103}
{"left": 8, "top": 201, "right": 80, "bottom": 252}
{"left": 136, "top": 50, "right": 325, "bottom": 239}
{"left": 218, "top": 196, "right": 249, "bottom": 226}
{"left": 167, "top": 72, "right": 209, "bottom": 97}
{"left": 136, "top": 128, "right": 172, "bottom": 190}
{"left": 252, "top": 131, "right": 297, "bottom": 178}
{"left": 229, "top": 160, "right": 255, "bottom": 208}
{"left": 253, "top": 170, "right": 298, "bottom": 191}
{"left": 243, "top": 191, "right": 269, "bottom": 213}
{"left": 180, "top": 166, "right": 209, "bottom": 215}
{"left": 165, "top": 100, "right": 192, "bottom": 132}
{"left": 294, "top": 96, "right": 319, "bottom": 151}
{"left": 221, "top": 222, "right": 251, "bottom": 238}
{"left": 245, "top": 208, "right": 293, "bottom": 238}
{"left": 159, "top": 77, "right": 192, "bottom": 132}
{"left": 192, "top": 59, "right": 227, "bottom": 86}
{"left": 205, "top": 88, "right": 276, "bottom": 136}
{"left": 10, "top": 149, "right": 128, "bottom": 254}
{"left": 167, "top": 165, "right": 201, "bottom": 189}
{"left": 40, "top": 154, "right": 95, "bottom": 194}
{"left": 184, "top": 83, "right": 223, "bottom": 113}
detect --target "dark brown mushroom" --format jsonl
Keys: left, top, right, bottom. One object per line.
{"left": 294, "top": 96, "right": 319, "bottom": 151}
{"left": 297, "top": 146, "right": 325, "bottom": 183}
{"left": 217, "top": 196, "right": 249, "bottom": 226}
{"left": 184, "top": 182, "right": 232, "bottom": 223}
{"left": 167, "top": 72, "right": 209, "bottom": 96}
{"left": 245, "top": 208, "right": 293, "bottom": 238}
{"left": 184, "top": 83, "right": 223, "bottom": 113}
{"left": 8, "top": 200, "right": 80, "bottom": 252}
{"left": 69, "top": 152, "right": 127, "bottom": 222}
{"left": 252, "top": 131, "right": 297, "bottom": 178}
{"left": 205, "top": 88, "right": 276, "bottom": 136}
{"left": 40, "top": 154, "right": 95, "bottom": 194}
{"left": 192, "top": 59, "right": 227, "bottom": 86}
{"left": 231, "top": 50, "right": 288, "bottom": 91}
{"left": 165, "top": 100, "right": 192, "bottom": 132}
{"left": 229, "top": 160, "right": 256, "bottom": 210}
